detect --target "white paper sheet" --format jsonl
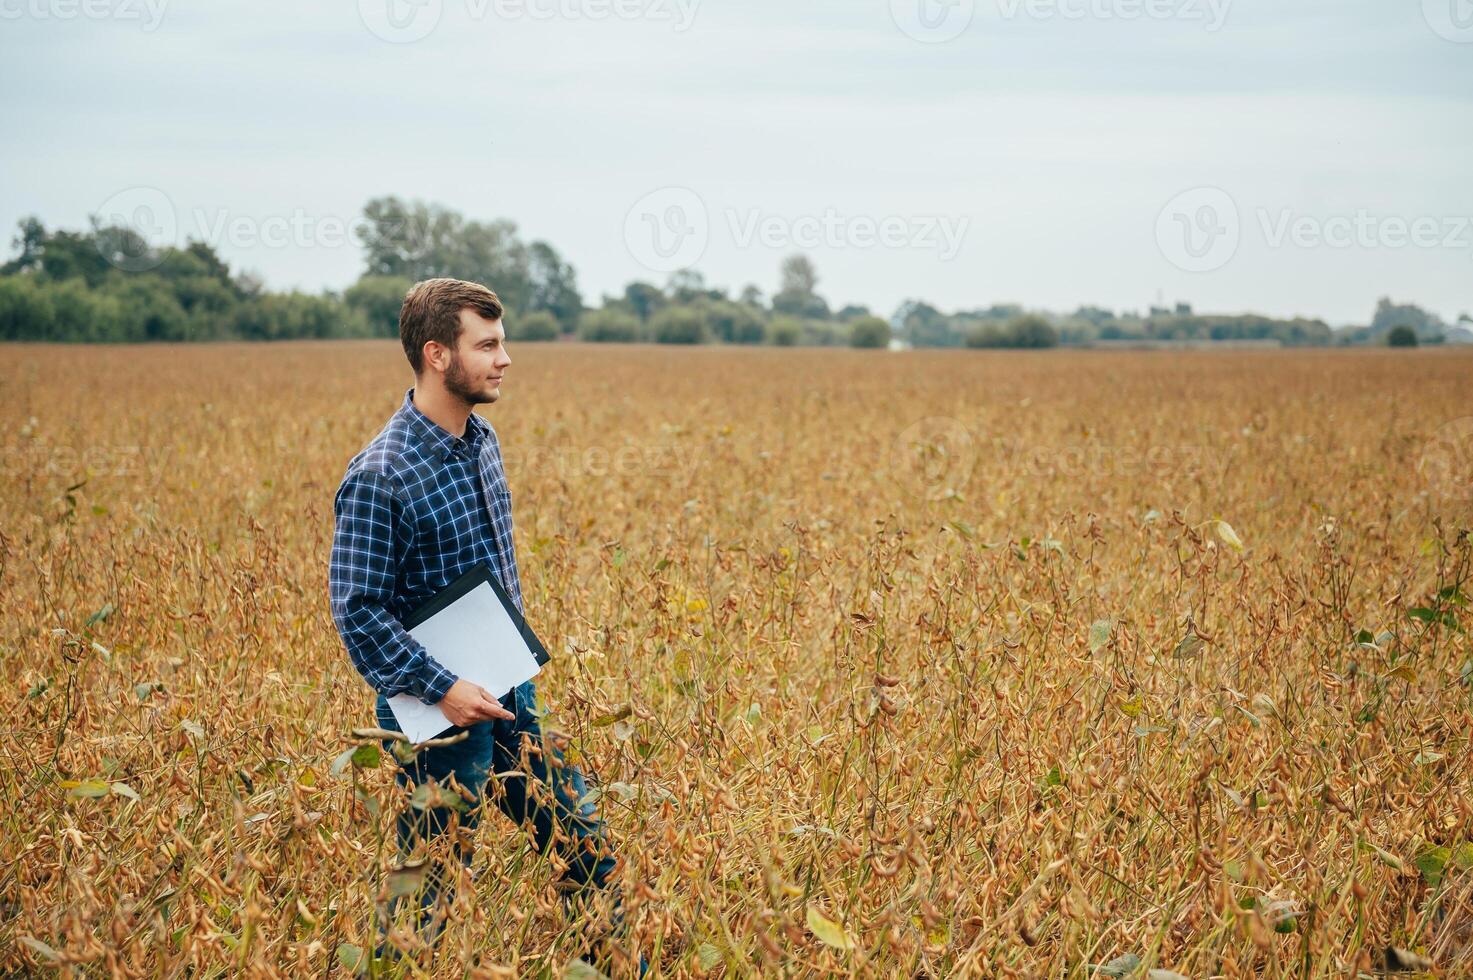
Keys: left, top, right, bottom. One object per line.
{"left": 387, "top": 580, "right": 542, "bottom": 743}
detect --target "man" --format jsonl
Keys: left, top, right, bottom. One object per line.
{"left": 328, "top": 278, "right": 633, "bottom": 970}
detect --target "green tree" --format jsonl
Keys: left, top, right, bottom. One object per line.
{"left": 771, "top": 255, "right": 829, "bottom": 319}
{"left": 896, "top": 300, "right": 956, "bottom": 348}
{"left": 1008, "top": 314, "right": 1058, "bottom": 349}
{"left": 623, "top": 281, "right": 665, "bottom": 322}
{"left": 1387, "top": 325, "right": 1418, "bottom": 347}
{"left": 357, "top": 197, "right": 531, "bottom": 312}
{"left": 515, "top": 310, "right": 560, "bottom": 341}
{"left": 701, "top": 300, "right": 765, "bottom": 344}
{"left": 526, "top": 241, "right": 582, "bottom": 326}
{"left": 1371, "top": 298, "right": 1440, "bottom": 341}
{"left": 650, "top": 307, "right": 708, "bottom": 344}
{"left": 345, "top": 275, "right": 414, "bottom": 337}
{"left": 849, "top": 315, "right": 890, "bottom": 349}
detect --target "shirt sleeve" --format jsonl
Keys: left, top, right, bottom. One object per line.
{"left": 328, "top": 469, "right": 458, "bottom": 704}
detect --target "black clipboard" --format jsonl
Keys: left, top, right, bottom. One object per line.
{"left": 401, "top": 563, "right": 551, "bottom": 667}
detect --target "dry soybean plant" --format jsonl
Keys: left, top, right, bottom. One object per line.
{"left": 1, "top": 341, "right": 1470, "bottom": 978}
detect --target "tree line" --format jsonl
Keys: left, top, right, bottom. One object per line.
{"left": 1, "top": 199, "right": 1464, "bottom": 348}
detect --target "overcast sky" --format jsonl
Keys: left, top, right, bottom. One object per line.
{"left": 2, "top": 0, "right": 1470, "bottom": 326}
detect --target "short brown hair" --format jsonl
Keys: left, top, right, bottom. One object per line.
{"left": 399, "top": 278, "right": 504, "bottom": 374}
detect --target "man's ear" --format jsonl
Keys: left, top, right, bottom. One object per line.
{"left": 422, "top": 340, "right": 448, "bottom": 375}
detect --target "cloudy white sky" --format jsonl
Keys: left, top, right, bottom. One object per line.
{"left": 2, "top": 0, "right": 1470, "bottom": 325}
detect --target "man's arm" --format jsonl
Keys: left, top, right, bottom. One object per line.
{"left": 329, "top": 469, "right": 457, "bottom": 704}
{"left": 329, "top": 470, "right": 515, "bottom": 725}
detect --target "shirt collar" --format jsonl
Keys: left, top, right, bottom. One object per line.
{"left": 400, "top": 387, "right": 488, "bottom": 462}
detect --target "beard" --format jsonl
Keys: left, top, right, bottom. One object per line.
{"left": 444, "top": 350, "right": 497, "bottom": 405}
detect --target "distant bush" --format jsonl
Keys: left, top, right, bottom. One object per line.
{"left": 515, "top": 310, "right": 560, "bottom": 341}
{"left": 232, "top": 292, "right": 368, "bottom": 341}
{"left": 849, "top": 316, "right": 890, "bottom": 349}
{"left": 345, "top": 275, "right": 413, "bottom": 337}
{"left": 701, "top": 300, "right": 766, "bottom": 344}
{"left": 578, "top": 309, "right": 641, "bottom": 343}
{"left": 966, "top": 313, "right": 1058, "bottom": 349}
{"left": 800, "top": 319, "right": 844, "bottom": 346}
{"left": 650, "top": 307, "right": 708, "bottom": 344}
{"left": 768, "top": 316, "right": 801, "bottom": 346}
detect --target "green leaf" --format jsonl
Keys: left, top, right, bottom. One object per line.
{"left": 1172, "top": 631, "right": 1205, "bottom": 659}
{"left": 386, "top": 861, "right": 428, "bottom": 898}
{"left": 593, "top": 705, "right": 633, "bottom": 727}
{"left": 110, "top": 782, "right": 139, "bottom": 802}
{"left": 134, "top": 681, "right": 163, "bottom": 701}
{"left": 63, "top": 778, "right": 110, "bottom": 799}
{"left": 565, "top": 959, "right": 611, "bottom": 980}
{"left": 85, "top": 603, "right": 115, "bottom": 629}
{"left": 1088, "top": 619, "right": 1112, "bottom": 654}
{"left": 1437, "top": 585, "right": 1467, "bottom": 605}
{"left": 805, "top": 906, "right": 854, "bottom": 950}
{"left": 409, "top": 783, "right": 467, "bottom": 813}
{"left": 1043, "top": 765, "right": 1064, "bottom": 788}
{"left": 696, "top": 942, "right": 723, "bottom": 970}
{"left": 1415, "top": 845, "right": 1451, "bottom": 888}
{"left": 350, "top": 744, "right": 381, "bottom": 769}
{"left": 1092, "top": 952, "right": 1142, "bottom": 977}
{"left": 336, "top": 942, "right": 368, "bottom": 975}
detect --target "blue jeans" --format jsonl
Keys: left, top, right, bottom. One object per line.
{"left": 372, "top": 678, "right": 621, "bottom": 946}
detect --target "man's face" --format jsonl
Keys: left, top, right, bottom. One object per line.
{"left": 441, "top": 309, "right": 511, "bottom": 405}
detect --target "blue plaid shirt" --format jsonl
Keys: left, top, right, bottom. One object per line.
{"left": 329, "top": 387, "right": 523, "bottom": 704}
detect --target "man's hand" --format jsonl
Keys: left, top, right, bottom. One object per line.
{"left": 439, "top": 679, "right": 515, "bottom": 726}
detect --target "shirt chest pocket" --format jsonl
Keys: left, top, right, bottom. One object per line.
{"left": 485, "top": 486, "right": 513, "bottom": 540}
